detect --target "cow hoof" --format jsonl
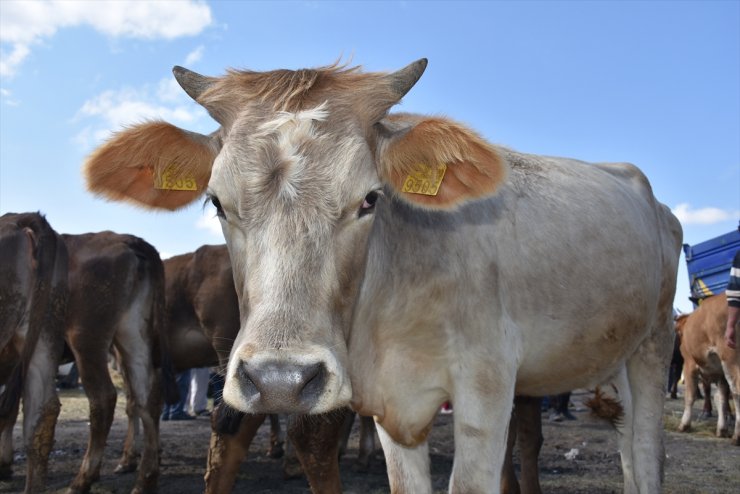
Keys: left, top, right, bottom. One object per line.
{"left": 678, "top": 423, "right": 691, "bottom": 433}
{"left": 267, "top": 441, "right": 284, "bottom": 459}
{"left": 282, "top": 460, "right": 304, "bottom": 480}
{"left": 115, "top": 461, "right": 138, "bottom": 474}
{"left": 698, "top": 411, "right": 712, "bottom": 420}
{"left": 732, "top": 436, "right": 739, "bottom": 446}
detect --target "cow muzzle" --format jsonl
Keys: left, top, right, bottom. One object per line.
{"left": 238, "top": 360, "right": 326, "bottom": 413}
{"left": 222, "top": 345, "right": 352, "bottom": 415}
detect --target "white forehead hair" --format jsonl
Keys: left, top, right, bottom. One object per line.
{"left": 258, "top": 101, "right": 329, "bottom": 135}
{"left": 255, "top": 102, "right": 330, "bottom": 200}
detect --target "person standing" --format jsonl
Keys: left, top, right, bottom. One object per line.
{"left": 188, "top": 367, "right": 211, "bottom": 416}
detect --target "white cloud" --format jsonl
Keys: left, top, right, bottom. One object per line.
{"left": 74, "top": 79, "right": 208, "bottom": 149}
{"left": 0, "top": 87, "right": 20, "bottom": 106}
{"left": 672, "top": 203, "right": 740, "bottom": 225}
{"left": 196, "top": 212, "right": 223, "bottom": 237}
{"left": 0, "top": 0, "right": 213, "bottom": 77}
{"left": 185, "top": 45, "right": 205, "bottom": 66}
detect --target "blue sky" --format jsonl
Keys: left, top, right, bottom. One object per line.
{"left": 1, "top": 0, "right": 738, "bottom": 314}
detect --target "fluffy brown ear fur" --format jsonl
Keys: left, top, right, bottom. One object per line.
{"left": 378, "top": 115, "right": 507, "bottom": 209}
{"left": 83, "top": 121, "right": 216, "bottom": 211}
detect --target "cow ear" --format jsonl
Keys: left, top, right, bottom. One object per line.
{"left": 376, "top": 115, "right": 508, "bottom": 210}
{"left": 83, "top": 121, "right": 219, "bottom": 211}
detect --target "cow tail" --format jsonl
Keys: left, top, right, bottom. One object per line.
{"left": 151, "top": 248, "right": 179, "bottom": 406}
{"left": 0, "top": 366, "right": 23, "bottom": 418}
{"left": 585, "top": 386, "right": 624, "bottom": 427}
{"left": 0, "top": 214, "right": 67, "bottom": 418}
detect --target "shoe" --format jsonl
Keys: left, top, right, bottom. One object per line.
{"left": 169, "top": 411, "right": 195, "bottom": 421}
{"left": 561, "top": 409, "right": 577, "bottom": 421}
{"left": 194, "top": 409, "right": 211, "bottom": 417}
{"left": 549, "top": 410, "right": 564, "bottom": 422}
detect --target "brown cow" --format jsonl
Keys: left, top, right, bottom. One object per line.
{"left": 163, "top": 244, "right": 352, "bottom": 493}
{"left": 0, "top": 212, "right": 68, "bottom": 493}
{"left": 62, "top": 232, "right": 176, "bottom": 493}
{"left": 674, "top": 293, "right": 740, "bottom": 445}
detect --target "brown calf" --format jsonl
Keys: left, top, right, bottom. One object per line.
{"left": 62, "top": 232, "right": 176, "bottom": 493}
{"left": 675, "top": 293, "right": 740, "bottom": 445}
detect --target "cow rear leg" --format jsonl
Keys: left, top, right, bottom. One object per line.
{"left": 0, "top": 391, "right": 19, "bottom": 480}
{"left": 720, "top": 360, "right": 740, "bottom": 445}
{"left": 287, "top": 409, "right": 348, "bottom": 494}
{"left": 679, "top": 363, "right": 699, "bottom": 433}
{"left": 715, "top": 378, "right": 731, "bottom": 438}
{"left": 22, "top": 336, "right": 62, "bottom": 493}
{"left": 515, "top": 396, "right": 543, "bottom": 494}
{"left": 699, "top": 378, "right": 713, "bottom": 419}
{"left": 376, "top": 421, "right": 432, "bottom": 494}
{"left": 66, "top": 349, "right": 117, "bottom": 494}
{"left": 115, "top": 365, "right": 141, "bottom": 474}
{"left": 204, "top": 410, "right": 265, "bottom": 494}
{"left": 113, "top": 347, "right": 161, "bottom": 494}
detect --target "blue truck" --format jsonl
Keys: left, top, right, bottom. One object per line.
{"left": 683, "top": 222, "right": 740, "bottom": 306}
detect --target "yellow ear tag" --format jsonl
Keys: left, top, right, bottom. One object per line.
{"left": 154, "top": 164, "right": 198, "bottom": 191}
{"left": 402, "top": 163, "right": 447, "bottom": 196}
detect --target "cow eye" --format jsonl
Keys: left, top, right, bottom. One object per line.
{"left": 209, "top": 195, "right": 225, "bottom": 218}
{"left": 359, "top": 191, "right": 379, "bottom": 218}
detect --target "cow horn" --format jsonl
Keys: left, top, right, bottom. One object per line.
{"left": 172, "top": 66, "right": 214, "bottom": 102}
{"left": 385, "top": 58, "right": 428, "bottom": 99}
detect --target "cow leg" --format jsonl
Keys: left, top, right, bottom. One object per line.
{"left": 515, "top": 396, "right": 543, "bottom": 494}
{"left": 699, "top": 377, "right": 713, "bottom": 419}
{"left": 66, "top": 346, "right": 117, "bottom": 494}
{"left": 450, "top": 385, "right": 515, "bottom": 494}
{"left": 115, "top": 364, "right": 140, "bottom": 474}
{"left": 500, "top": 402, "right": 520, "bottom": 494}
{"left": 622, "top": 320, "right": 673, "bottom": 494}
{"left": 376, "top": 421, "right": 432, "bottom": 494}
{"left": 282, "top": 434, "right": 303, "bottom": 479}
{"left": 679, "top": 361, "right": 699, "bottom": 432}
{"left": 720, "top": 361, "right": 740, "bottom": 445}
{"left": 714, "top": 378, "right": 731, "bottom": 438}
{"left": 287, "top": 410, "right": 347, "bottom": 494}
{"left": 113, "top": 345, "right": 161, "bottom": 494}
{"left": 0, "top": 392, "right": 19, "bottom": 480}
{"left": 267, "top": 414, "right": 285, "bottom": 458}
{"left": 205, "top": 411, "right": 265, "bottom": 494}
{"left": 337, "top": 411, "right": 355, "bottom": 460}
{"left": 21, "top": 336, "right": 62, "bottom": 494}
{"left": 356, "top": 415, "right": 377, "bottom": 471}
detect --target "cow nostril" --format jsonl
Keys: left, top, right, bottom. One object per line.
{"left": 299, "top": 363, "right": 325, "bottom": 401}
{"left": 238, "top": 361, "right": 259, "bottom": 398}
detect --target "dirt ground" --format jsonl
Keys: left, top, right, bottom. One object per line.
{"left": 1, "top": 387, "right": 737, "bottom": 494}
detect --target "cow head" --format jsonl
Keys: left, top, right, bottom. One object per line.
{"left": 84, "top": 59, "right": 507, "bottom": 414}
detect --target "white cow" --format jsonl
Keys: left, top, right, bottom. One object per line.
{"left": 83, "top": 59, "right": 682, "bottom": 494}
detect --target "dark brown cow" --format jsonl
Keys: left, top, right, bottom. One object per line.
{"left": 674, "top": 293, "right": 740, "bottom": 444}
{"left": 0, "top": 212, "right": 68, "bottom": 493}
{"left": 62, "top": 232, "right": 176, "bottom": 493}
{"left": 163, "top": 244, "right": 350, "bottom": 493}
